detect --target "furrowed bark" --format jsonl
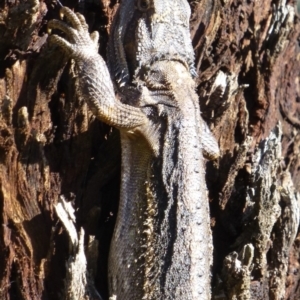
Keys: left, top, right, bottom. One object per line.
{"left": 0, "top": 0, "right": 299, "bottom": 299}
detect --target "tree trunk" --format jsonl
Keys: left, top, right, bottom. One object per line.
{"left": 0, "top": 0, "right": 299, "bottom": 299}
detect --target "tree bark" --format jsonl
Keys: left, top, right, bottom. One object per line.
{"left": 0, "top": 0, "right": 299, "bottom": 299}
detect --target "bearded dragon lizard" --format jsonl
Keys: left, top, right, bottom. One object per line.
{"left": 48, "top": 1, "right": 219, "bottom": 299}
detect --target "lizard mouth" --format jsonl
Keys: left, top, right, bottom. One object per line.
{"left": 156, "top": 55, "right": 190, "bottom": 72}
{"left": 138, "top": 54, "right": 195, "bottom": 82}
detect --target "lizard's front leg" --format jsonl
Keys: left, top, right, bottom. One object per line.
{"left": 47, "top": 7, "right": 147, "bottom": 130}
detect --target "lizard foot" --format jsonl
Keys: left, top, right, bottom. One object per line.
{"left": 47, "top": 6, "right": 99, "bottom": 60}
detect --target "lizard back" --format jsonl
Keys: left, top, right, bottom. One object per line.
{"left": 108, "top": 61, "right": 213, "bottom": 300}
{"left": 107, "top": 1, "right": 218, "bottom": 299}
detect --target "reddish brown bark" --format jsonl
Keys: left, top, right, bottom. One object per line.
{"left": 0, "top": 0, "right": 299, "bottom": 299}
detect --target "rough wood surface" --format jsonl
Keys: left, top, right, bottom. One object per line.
{"left": 0, "top": 0, "right": 299, "bottom": 299}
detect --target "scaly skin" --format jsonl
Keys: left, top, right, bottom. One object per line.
{"left": 48, "top": 3, "right": 219, "bottom": 299}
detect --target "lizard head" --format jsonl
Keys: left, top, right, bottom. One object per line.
{"left": 109, "top": 0, "right": 196, "bottom": 89}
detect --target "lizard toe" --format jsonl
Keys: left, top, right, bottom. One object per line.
{"left": 60, "top": 6, "right": 82, "bottom": 30}
{"left": 47, "top": 19, "right": 76, "bottom": 41}
{"left": 76, "top": 12, "right": 89, "bottom": 31}
{"left": 48, "top": 34, "right": 74, "bottom": 55}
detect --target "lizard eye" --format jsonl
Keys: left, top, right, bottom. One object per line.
{"left": 137, "top": 0, "right": 151, "bottom": 11}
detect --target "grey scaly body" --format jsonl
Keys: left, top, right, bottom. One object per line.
{"left": 48, "top": 1, "right": 219, "bottom": 299}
